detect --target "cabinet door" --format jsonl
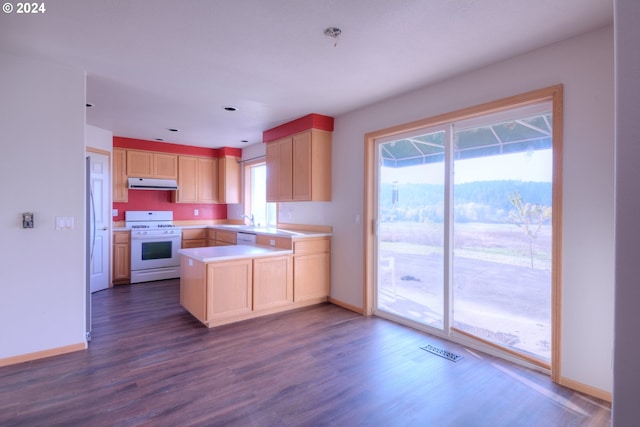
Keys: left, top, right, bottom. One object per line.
{"left": 113, "top": 148, "right": 128, "bottom": 202}
{"left": 293, "top": 253, "right": 330, "bottom": 302}
{"left": 292, "top": 131, "right": 312, "bottom": 201}
{"left": 253, "top": 255, "right": 293, "bottom": 311}
{"left": 218, "top": 156, "right": 240, "bottom": 204}
{"left": 278, "top": 137, "right": 293, "bottom": 201}
{"left": 197, "top": 157, "right": 218, "bottom": 203}
{"left": 153, "top": 153, "right": 178, "bottom": 179}
{"left": 207, "top": 259, "right": 253, "bottom": 320}
{"left": 176, "top": 156, "right": 199, "bottom": 202}
{"left": 126, "top": 150, "right": 154, "bottom": 177}
{"left": 113, "top": 231, "right": 131, "bottom": 284}
{"left": 266, "top": 141, "right": 280, "bottom": 202}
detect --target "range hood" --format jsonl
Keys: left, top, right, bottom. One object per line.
{"left": 128, "top": 177, "right": 179, "bottom": 190}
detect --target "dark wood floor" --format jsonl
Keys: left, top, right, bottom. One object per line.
{"left": 0, "top": 280, "right": 610, "bottom": 426}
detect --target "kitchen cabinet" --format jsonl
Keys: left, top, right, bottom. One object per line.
{"left": 253, "top": 255, "right": 293, "bottom": 311}
{"left": 126, "top": 150, "right": 178, "bottom": 179}
{"left": 175, "top": 155, "right": 218, "bottom": 203}
{"left": 182, "top": 228, "right": 208, "bottom": 248}
{"left": 218, "top": 156, "right": 241, "bottom": 204}
{"left": 113, "top": 230, "right": 131, "bottom": 285}
{"left": 214, "top": 229, "right": 237, "bottom": 246}
{"left": 292, "top": 237, "right": 331, "bottom": 303}
{"left": 256, "top": 234, "right": 292, "bottom": 249}
{"left": 207, "top": 259, "right": 253, "bottom": 322}
{"left": 266, "top": 129, "right": 331, "bottom": 202}
{"left": 113, "top": 148, "right": 128, "bottom": 202}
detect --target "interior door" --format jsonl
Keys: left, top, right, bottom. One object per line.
{"left": 88, "top": 150, "right": 110, "bottom": 292}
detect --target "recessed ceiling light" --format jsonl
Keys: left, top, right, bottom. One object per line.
{"left": 241, "top": 140, "right": 249, "bottom": 143}
{"left": 223, "top": 106, "right": 238, "bottom": 112}
{"left": 155, "top": 138, "right": 164, "bottom": 141}
{"left": 168, "top": 128, "right": 179, "bottom": 132}
{"left": 86, "top": 103, "right": 94, "bottom": 108}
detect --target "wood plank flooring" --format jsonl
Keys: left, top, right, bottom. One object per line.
{"left": 0, "top": 280, "right": 610, "bottom": 426}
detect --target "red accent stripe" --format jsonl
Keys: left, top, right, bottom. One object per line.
{"left": 262, "top": 113, "right": 334, "bottom": 143}
{"left": 113, "top": 137, "right": 240, "bottom": 158}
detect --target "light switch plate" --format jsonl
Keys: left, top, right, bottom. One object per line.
{"left": 55, "top": 216, "right": 74, "bottom": 230}
{"left": 112, "top": 209, "right": 118, "bottom": 216}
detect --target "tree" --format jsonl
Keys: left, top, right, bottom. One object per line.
{"left": 508, "top": 190, "right": 550, "bottom": 268}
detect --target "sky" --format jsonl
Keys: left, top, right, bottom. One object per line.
{"left": 380, "top": 149, "right": 553, "bottom": 185}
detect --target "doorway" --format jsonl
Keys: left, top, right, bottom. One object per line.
{"left": 365, "top": 86, "right": 563, "bottom": 376}
{"left": 86, "top": 148, "right": 111, "bottom": 293}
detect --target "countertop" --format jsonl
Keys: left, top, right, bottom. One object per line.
{"left": 178, "top": 244, "right": 292, "bottom": 263}
{"left": 114, "top": 224, "right": 331, "bottom": 238}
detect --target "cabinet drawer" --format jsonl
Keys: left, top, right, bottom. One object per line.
{"left": 256, "top": 234, "right": 292, "bottom": 249}
{"left": 293, "top": 238, "right": 330, "bottom": 255}
{"left": 113, "top": 231, "right": 130, "bottom": 244}
{"left": 182, "top": 228, "right": 207, "bottom": 240}
{"left": 215, "top": 230, "right": 237, "bottom": 244}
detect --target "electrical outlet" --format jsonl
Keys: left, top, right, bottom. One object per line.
{"left": 112, "top": 209, "right": 118, "bottom": 216}
{"left": 194, "top": 209, "right": 199, "bottom": 216}
{"left": 22, "top": 212, "right": 34, "bottom": 228}
{"left": 269, "top": 239, "right": 275, "bottom": 246}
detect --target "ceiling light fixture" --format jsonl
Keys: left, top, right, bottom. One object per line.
{"left": 168, "top": 128, "right": 179, "bottom": 132}
{"left": 241, "top": 140, "right": 249, "bottom": 143}
{"left": 155, "top": 138, "right": 164, "bottom": 141}
{"left": 324, "top": 27, "right": 342, "bottom": 47}
{"left": 86, "top": 103, "right": 94, "bottom": 108}
{"left": 223, "top": 106, "right": 238, "bottom": 112}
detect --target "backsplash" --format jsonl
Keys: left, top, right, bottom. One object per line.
{"left": 112, "top": 189, "right": 227, "bottom": 222}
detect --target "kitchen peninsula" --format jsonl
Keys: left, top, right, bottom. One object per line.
{"left": 178, "top": 228, "right": 331, "bottom": 327}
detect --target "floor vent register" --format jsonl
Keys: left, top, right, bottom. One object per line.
{"left": 420, "top": 344, "right": 463, "bottom": 362}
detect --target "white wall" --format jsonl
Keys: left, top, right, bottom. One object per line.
{"left": 612, "top": 0, "right": 640, "bottom": 424}
{"left": 286, "top": 27, "right": 615, "bottom": 393}
{"left": 86, "top": 124, "right": 113, "bottom": 152}
{"left": 0, "top": 53, "right": 87, "bottom": 359}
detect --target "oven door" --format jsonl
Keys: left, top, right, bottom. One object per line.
{"left": 131, "top": 234, "right": 181, "bottom": 271}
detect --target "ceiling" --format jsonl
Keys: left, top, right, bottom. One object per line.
{"left": 0, "top": 1, "right": 612, "bottom": 149}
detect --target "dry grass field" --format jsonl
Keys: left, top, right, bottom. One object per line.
{"left": 377, "top": 221, "right": 552, "bottom": 360}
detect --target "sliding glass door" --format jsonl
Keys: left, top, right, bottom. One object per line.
{"left": 374, "top": 101, "right": 554, "bottom": 366}
{"left": 376, "top": 128, "right": 447, "bottom": 329}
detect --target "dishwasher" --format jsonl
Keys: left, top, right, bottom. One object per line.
{"left": 236, "top": 231, "right": 257, "bottom": 245}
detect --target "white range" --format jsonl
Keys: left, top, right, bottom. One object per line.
{"left": 125, "top": 211, "right": 182, "bottom": 283}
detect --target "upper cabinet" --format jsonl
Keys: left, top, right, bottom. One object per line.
{"left": 126, "top": 150, "right": 178, "bottom": 179}
{"left": 175, "top": 155, "right": 218, "bottom": 203}
{"left": 218, "top": 156, "right": 241, "bottom": 204}
{"left": 266, "top": 128, "right": 332, "bottom": 202}
{"left": 113, "top": 148, "right": 128, "bottom": 202}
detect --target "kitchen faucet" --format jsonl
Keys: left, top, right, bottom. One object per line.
{"left": 241, "top": 214, "right": 255, "bottom": 227}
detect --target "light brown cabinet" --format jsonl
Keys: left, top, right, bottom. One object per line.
{"left": 253, "top": 255, "right": 293, "bottom": 311}
{"left": 293, "top": 237, "right": 331, "bottom": 303}
{"left": 113, "top": 230, "right": 131, "bottom": 285}
{"left": 266, "top": 129, "right": 331, "bottom": 202}
{"left": 218, "top": 156, "right": 241, "bottom": 204}
{"left": 113, "top": 148, "right": 128, "bottom": 202}
{"left": 214, "top": 229, "right": 237, "bottom": 246}
{"left": 126, "top": 150, "right": 178, "bottom": 179}
{"left": 175, "top": 156, "right": 218, "bottom": 203}
{"left": 182, "top": 228, "right": 208, "bottom": 248}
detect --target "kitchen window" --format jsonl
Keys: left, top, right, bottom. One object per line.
{"left": 244, "top": 160, "right": 276, "bottom": 227}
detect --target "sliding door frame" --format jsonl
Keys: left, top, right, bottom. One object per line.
{"left": 363, "top": 85, "right": 563, "bottom": 381}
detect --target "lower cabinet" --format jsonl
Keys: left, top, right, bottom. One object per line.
{"left": 182, "top": 228, "right": 208, "bottom": 248}
{"left": 113, "top": 231, "right": 131, "bottom": 285}
{"left": 253, "top": 255, "right": 293, "bottom": 311}
{"left": 207, "top": 259, "right": 253, "bottom": 322}
{"left": 293, "top": 238, "right": 331, "bottom": 303}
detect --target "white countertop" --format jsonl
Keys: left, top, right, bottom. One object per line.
{"left": 178, "top": 244, "right": 292, "bottom": 263}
